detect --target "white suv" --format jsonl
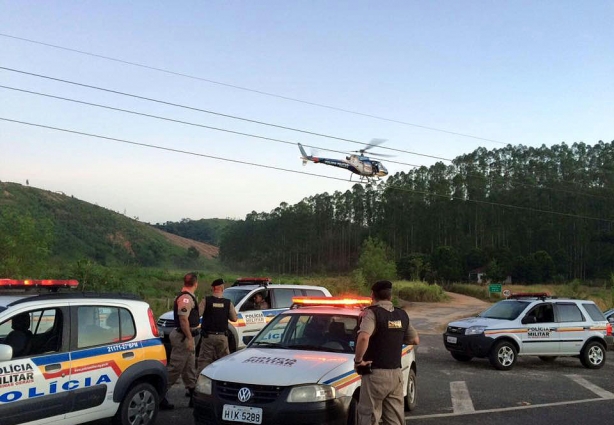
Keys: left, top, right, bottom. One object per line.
{"left": 157, "top": 278, "right": 332, "bottom": 354}
{"left": 443, "top": 293, "right": 613, "bottom": 370}
{"left": 0, "top": 279, "right": 168, "bottom": 425}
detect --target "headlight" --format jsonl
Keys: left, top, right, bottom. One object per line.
{"left": 287, "top": 384, "right": 336, "bottom": 403}
{"left": 195, "top": 375, "right": 212, "bottom": 395}
{"left": 465, "top": 326, "right": 487, "bottom": 335}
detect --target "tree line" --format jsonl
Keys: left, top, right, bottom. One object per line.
{"left": 220, "top": 141, "right": 614, "bottom": 283}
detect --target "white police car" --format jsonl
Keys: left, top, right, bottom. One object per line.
{"left": 157, "top": 278, "right": 332, "bottom": 355}
{"left": 192, "top": 296, "right": 417, "bottom": 425}
{"left": 0, "top": 279, "right": 168, "bottom": 425}
{"left": 443, "top": 293, "right": 613, "bottom": 370}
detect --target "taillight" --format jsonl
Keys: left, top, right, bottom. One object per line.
{"left": 148, "top": 308, "right": 160, "bottom": 337}
{"left": 607, "top": 323, "right": 612, "bottom": 337}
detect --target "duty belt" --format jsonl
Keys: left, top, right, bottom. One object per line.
{"left": 176, "top": 328, "right": 200, "bottom": 337}
{"left": 203, "top": 331, "right": 226, "bottom": 335}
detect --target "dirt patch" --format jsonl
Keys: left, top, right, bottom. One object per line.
{"left": 152, "top": 228, "right": 219, "bottom": 259}
{"left": 400, "top": 292, "right": 492, "bottom": 335}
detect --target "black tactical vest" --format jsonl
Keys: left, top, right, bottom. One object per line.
{"left": 363, "top": 305, "right": 409, "bottom": 369}
{"left": 201, "top": 296, "right": 231, "bottom": 333}
{"left": 173, "top": 291, "right": 200, "bottom": 328}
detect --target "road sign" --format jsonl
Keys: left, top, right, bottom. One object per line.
{"left": 489, "top": 284, "right": 502, "bottom": 293}
{"left": 503, "top": 289, "right": 511, "bottom": 297}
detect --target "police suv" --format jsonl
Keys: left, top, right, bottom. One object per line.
{"left": 0, "top": 279, "right": 168, "bottom": 425}
{"left": 443, "top": 293, "right": 613, "bottom": 370}
{"left": 157, "top": 278, "right": 332, "bottom": 355}
{"left": 192, "top": 296, "right": 417, "bottom": 425}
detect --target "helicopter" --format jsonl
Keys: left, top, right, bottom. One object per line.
{"left": 298, "top": 139, "right": 392, "bottom": 181}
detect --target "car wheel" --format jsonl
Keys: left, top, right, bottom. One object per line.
{"left": 538, "top": 356, "right": 557, "bottom": 362}
{"left": 347, "top": 396, "right": 358, "bottom": 425}
{"left": 451, "top": 352, "right": 473, "bottom": 362}
{"left": 113, "top": 382, "right": 159, "bottom": 425}
{"left": 580, "top": 341, "right": 606, "bottom": 369}
{"left": 404, "top": 369, "right": 417, "bottom": 411}
{"left": 489, "top": 340, "right": 517, "bottom": 370}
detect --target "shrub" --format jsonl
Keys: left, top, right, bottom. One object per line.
{"left": 397, "top": 282, "right": 448, "bottom": 302}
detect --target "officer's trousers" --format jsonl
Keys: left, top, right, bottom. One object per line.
{"left": 357, "top": 368, "right": 404, "bottom": 425}
{"left": 167, "top": 329, "right": 200, "bottom": 390}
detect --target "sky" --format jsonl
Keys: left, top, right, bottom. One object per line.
{"left": 1, "top": 1, "right": 613, "bottom": 224}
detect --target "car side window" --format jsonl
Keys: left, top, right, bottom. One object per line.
{"left": 557, "top": 304, "right": 585, "bottom": 322}
{"left": 303, "top": 289, "right": 326, "bottom": 297}
{"left": 0, "top": 308, "right": 64, "bottom": 358}
{"left": 270, "top": 289, "right": 302, "bottom": 309}
{"left": 78, "top": 306, "right": 136, "bottom": 348}
{"left": 525, "top": 303, "right": 554, "bottom": 323}
{"left": 582, "top": 303, "right": 605, "bottom": 321}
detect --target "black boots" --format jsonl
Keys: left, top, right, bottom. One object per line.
{"left": 188, "top": 388, "right": 195, "bottom": 408}
{"left": 160, "top": 396, "right": 175, "bottom": 410}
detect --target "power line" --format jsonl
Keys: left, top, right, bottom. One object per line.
{"left": 0, "top": 32, "right": 507, "bottom": 146}
{"left": 1, "top": 116, "right": 611, "bottom": 223}
{"left": 0, "top": 84, "right": 422, "bottom": 169}
{"left": 2, "top": 82, "right": 609, "bottom": 201}
{"left": 0, "top": 66, "right": 448, "bottom": 161}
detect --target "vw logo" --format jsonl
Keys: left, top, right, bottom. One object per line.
{"left": 237, "top": 387, "right": 252, "bottom": 402}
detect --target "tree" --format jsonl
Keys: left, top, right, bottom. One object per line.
{"left": 431, "top": 246, "right": 462, "bottom": 283}
{"left": 357, "top": 237, "right": 397, "bottom": 286}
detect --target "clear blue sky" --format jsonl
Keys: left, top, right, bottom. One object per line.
{"left": 1, "top": 1, "right": 612, "bottom": 223}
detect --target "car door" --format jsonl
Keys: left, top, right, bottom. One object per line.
{"left": 0, "top": 306, "right": 72, "bottom": 425}
{"left": 520, "top": 302, "right": 559, "bottom": 354}
{"left": 555, "top": 303, "right": 588, "bottom": 355}
{"left": 64, "top": 304, "right": 140, "bottom": 422}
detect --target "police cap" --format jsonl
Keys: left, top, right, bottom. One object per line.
{"left": 371, "top": 280, "right": 393, "bottom": 292}
{"left": 211, "top": 278, "right": 225, "bottom": 287}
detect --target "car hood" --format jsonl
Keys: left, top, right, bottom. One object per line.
{"left": 159, "top": 310, "right": 173, "bottom": 320}
{"left": 447, "top": 316, "right": 515, "bottom": 329}
{"left": 201, "top": 347, "right": 351, "bottom": 386}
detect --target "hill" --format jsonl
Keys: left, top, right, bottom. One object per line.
{"left": 153, "top": 217, "right": 233, "bottom": 246}
{"left": 0, "top": 182, "right": 218, "bottom": 276}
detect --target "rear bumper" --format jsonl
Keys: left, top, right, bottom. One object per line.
{"left": 605, "top": 335, "right": 614, "bottom": 351}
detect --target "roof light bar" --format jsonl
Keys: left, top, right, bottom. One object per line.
{"left": 0, "top": 279, "right": 79, "bottom": 288}
{"left": 292, "top": 296, "right": 372, "bottom": 307}
{"left": 508, "top": 292, "right": 550, "bottom": 299}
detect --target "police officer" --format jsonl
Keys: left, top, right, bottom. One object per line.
{"left": 160, "top": 272, "right": 202, "bottom": 410}
{"left": 354, "top": 280, "right": 420, "bottom": 425}
{"left": 197, "top": 278, "right": 238, "bottom": 372}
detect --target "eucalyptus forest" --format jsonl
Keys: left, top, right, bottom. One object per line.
{"left": 220, "top": 141, "right": 614, "bottom": 283}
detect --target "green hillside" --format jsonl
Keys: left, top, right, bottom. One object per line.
{"left": 0, "top": 181, "right": 211, "bottom": 277}
{"left": 154, "top": 217, "right": 233, "bottom": 246}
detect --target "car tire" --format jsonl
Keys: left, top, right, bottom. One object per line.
{"left": 404, "top": 368, "right": 417, "bottom": 411}
{"left": 451, "top": 352, "right": 473, "bottom": 362}
{"left": 489, "top": 340, "right": 517, "bottom": 370}
{"left": 113, "top": 382, "right": 159, "bottom": 425}
{"left": 580, "top": 341, "right": 606, "bottom": 369}
{"left": 347, "top": 396, "right": 358, "bottom": 425}
{"left": 538, "top": 356, "right": 557, "bottom": 362}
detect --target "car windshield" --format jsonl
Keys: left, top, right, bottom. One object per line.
{"left": 250, "top": 312, "right": 358, "bottom": 354}
{"left": 222, "top": 288, "right": 252, "bottom": 306}
{"left": 478, "top": 300, "right": 530, "bottom": 320}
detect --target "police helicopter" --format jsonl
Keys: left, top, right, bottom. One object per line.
{"left": 298, "top": 139, "right": 392, "bottom": 181}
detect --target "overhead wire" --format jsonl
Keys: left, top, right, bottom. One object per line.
{"left": 0, "top": 77, "right": 610, "bottom": 201}
{"left": 0, "top": 33, "right": 507, "bottom": 145}
{"left": 1, "top": 116, "right": 612, "bottom": 224}
{"left": 0, "top": 84, "right": 422, "bottom": 168}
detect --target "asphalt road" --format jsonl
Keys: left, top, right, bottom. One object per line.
{"left": 147, "top": 334, "right": 614, "bottom": 425}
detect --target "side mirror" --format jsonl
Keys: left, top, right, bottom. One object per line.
{"left": 522, "top": 316, "right": 537, "bottom": 325}
{"left": 0, "top": 344, "right": 13, "bottom": 361}
{"left": 243, "top": 335, "right": 255, "bottom": 345}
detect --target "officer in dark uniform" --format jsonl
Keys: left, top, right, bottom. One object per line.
{"left": 197, "top": 278, "right": 238, "bottom": 371}
{"left": 354, "top": 280, "right": 420, "bottom": 425}
{"left": 160, "top": 272, "right": 202, "bottom": 410}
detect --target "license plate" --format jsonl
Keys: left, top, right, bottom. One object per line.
{"left": 222, "top": 405, "right": 263, "bottom": 424}
{"left": 447, "top": 336, "right": 457, "bottom": 344}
